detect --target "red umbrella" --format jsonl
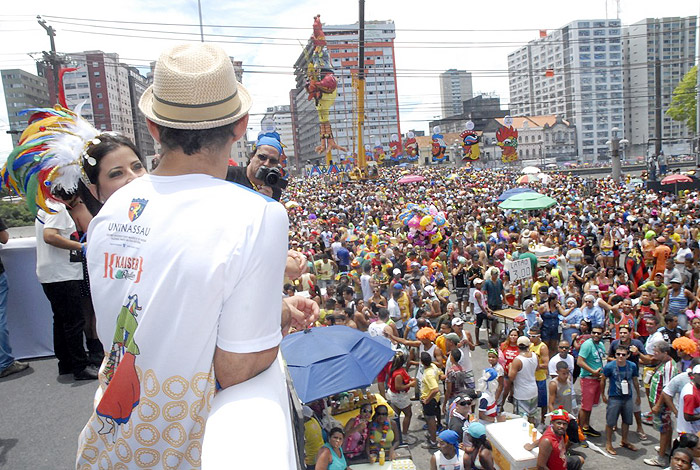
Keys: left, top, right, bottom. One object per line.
{"left": 397, "top": 175, "right": 425, "bottom": 184}
{"left": 661, "top": 174, "right": 693, "bottom": 193}
{"left": 661, "top": 174, "right": 693, "bottom": 184}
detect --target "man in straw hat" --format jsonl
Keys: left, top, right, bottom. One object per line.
{"left": 76, "top": 43, "right": 317, "bottom": 469}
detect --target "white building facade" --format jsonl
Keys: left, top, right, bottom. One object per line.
{"left": 508, "top": 20, "right": 624, "bottom": 163}
{"left": 623, "top": 16, "right": 697, "bottom": 158}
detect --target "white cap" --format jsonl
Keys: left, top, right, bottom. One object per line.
{"left": 692, "top": 365, "right": 700, "bottom": 375}
{"left": 393, "top": 268, "right": 401, "bottom": 276}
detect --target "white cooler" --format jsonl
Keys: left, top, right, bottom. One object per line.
{"left": 485, "top": 418, "right": 540, "bottom": 470}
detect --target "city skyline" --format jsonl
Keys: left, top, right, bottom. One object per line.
{"left": 0, "top": 0, "right": 696, "bottom": 161}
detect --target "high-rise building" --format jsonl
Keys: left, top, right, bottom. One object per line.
{"left": 624, "top": 16, "right": 697, "bottom": 157}
{"left": 39, "top": 51, "right": 136, "bottom": 144}
{"left": 261, "top": 105, "right": 296, "bottom": 170}
{"left": 125, "top": 66, "right": 156, "bottom": 158}
{"left": 439, "top": 69, "right": 473, "bottom": 118}
{"left": 1, "top": 69, "right": 50, "bottom": 146}
{"left": 508, "top": 19, "right": 624, "bottom": 162}
{"left": 292, "top": 20, "right": 400, "bottom": 166}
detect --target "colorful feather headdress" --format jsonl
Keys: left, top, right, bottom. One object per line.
{"left": 1, "top": 104, "right": 100, "bottom": 214}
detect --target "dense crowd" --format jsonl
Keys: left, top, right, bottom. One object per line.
{"left": 288, "top": 165, "right": 700, "bottom": 470}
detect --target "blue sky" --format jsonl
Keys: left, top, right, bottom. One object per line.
{"left": 0, "top": 0, "right": 696, "bottom": 159}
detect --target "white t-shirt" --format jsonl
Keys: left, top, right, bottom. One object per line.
{"left": 387, "top": 298, "right": 402, "bottom": 329}
{"left": 548, "top": 353, "right": 575, "bottom": 379}
{"left": 76, "top": 174, "right": 293, "bottom": 469}
{"left": 35, "top": 201, "right": 83, "bottom": 283}
{"left": 677, "top": 382, "right": 700, "bottom": 435}
{"left": 360, "top": 273, "right": 373, "bottom": 302}
{"left": 368, "top": 320, "right": 389, "bottom": 337}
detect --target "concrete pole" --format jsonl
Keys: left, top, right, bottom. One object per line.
{"left": 611, "top": 138, "right": 621, "bottom": 182}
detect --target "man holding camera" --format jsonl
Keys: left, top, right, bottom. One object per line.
{"left": 226, "top": 134, "right": 286, "bottom": 201}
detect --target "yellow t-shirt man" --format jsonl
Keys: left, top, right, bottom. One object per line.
{"left": 421, "top": 363, "right": 442, "bottom": 402}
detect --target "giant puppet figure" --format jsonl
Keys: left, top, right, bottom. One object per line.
{"left": 305, "top": 15, "right": 347, "bottom": 163}
{"left": 460, "top": 120, "right": 480, "bottom": 161}
{"left": 373, "top": 140, "right": 386, "bottom": 166}
{"left": 389, "top": 134, "right": 402, "bottom": 162}
{"left": 496, "top": 115, "right": 519, "bottom": 163}
{"left": 404, "top": 131, "right": 419, "bottom": 162}
{"left": 431, "top": 126, "right": 446, "bottom": 163}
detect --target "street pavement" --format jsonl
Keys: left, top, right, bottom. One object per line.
{"left": 0, "top": 330, "right": 671, "bottom": 470}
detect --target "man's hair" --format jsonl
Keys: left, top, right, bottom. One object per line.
{"left": 155, "top": 121, "right": 237, "bottom": 156}
{"left": 655, "top": 341, "right": 671, "bottom": 355}
{"left": 377, "top": 308, "right": 390, "bottom": 321}
{"left": 529, "top": 325, "right": 541, "bottom": 334}
{"left": 615, "top": 345, "right": 630, "bottom": 354}
{"left": 451, "top": 348, "right": 462, "bottom": 362}
{"left": 664, "top": 313, "right": 677, "bottom": 324}
{"left": 420, "top": 352, "right": 433, "bottom": 367}
{"left": 556, "top": 360, "right": 569, "bottom": 371}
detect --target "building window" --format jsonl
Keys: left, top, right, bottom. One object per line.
{"left": 95, "top": 82, "right": 101, "bottom": 88}
{"left": 94, "top": 71, "right": 100, "bottom": 76}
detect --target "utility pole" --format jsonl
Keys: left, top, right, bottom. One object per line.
{"left": 197, "top": 0, "right": 204, "bottom": 42}
{"left": 654, "top": 58, "right": 662, "bottom": 157}
{"left": 355, "top": 0, "right": 366, "bottom": 172}
{"left": 37, "top": 16, "right": 63, "bottom": 104}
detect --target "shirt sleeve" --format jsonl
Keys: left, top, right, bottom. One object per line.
{"left": 43, "top": 205, "right": 74, "bottom": 231}
{"left": 479, "top": 397, "right": 488, "bottom": 412}
{"left": 683, "top": 391, "right": 697, "bottom": 415}
{"left": 217, "top": 201, "right": 288, "bottom": 353}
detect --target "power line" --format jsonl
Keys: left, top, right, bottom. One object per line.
{"left": 33, "top": 14, "right": 695, "bottom": 33}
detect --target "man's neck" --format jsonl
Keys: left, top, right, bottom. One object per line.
{"left": 153, "top": 149, "right": 228, "bottom": 178}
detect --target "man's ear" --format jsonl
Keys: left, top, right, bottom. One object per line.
{"left": 146, "top": 119, "right": 161, "bottom": 143}
{"left": 232, "top": 114, "right": 249, "bottom": 142}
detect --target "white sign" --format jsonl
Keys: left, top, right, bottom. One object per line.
{"left": 510, "top": 258, "right": 532, "bottom": 282}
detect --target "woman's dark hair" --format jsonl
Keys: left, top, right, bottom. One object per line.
{"left": 390, "top": 353, "right": 405, "bottom": 376}
{"left": 78, "top": 133, "right": 143, "bottom": 216}
{"left": 371, "top": 405, "right": 389, "bottom": 422}
{"left": 155, "top": 122, "right": 236, "bottom": 156}
{"left": 329, "top": 427, "right": 345, "bottom": 437}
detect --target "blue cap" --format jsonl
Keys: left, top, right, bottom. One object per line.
{"left": 466, "top": 422, "right": 486, "bottom": 438}
{"left": 393, "top": 283, "right": 403, "bottom": 290}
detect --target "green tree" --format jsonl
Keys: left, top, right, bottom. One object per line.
{"left": 0, "top": 201, "right": 35, "bottom": 227}
{"left": 667, "top": 66, "right": 697, "bottom": 134}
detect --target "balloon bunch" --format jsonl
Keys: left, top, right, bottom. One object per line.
{"left": 398, "top": 203, "right": 447, "bottom": 249}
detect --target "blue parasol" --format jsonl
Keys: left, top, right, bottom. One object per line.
{"left": 281, "top": 326, "right": 395, "bottom": 403}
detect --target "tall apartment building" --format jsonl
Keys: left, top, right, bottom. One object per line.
{"left": 125, "top": 66, "right": 155, "bottom": 158}
{"left": 1, "top": 69, "right": 50, "bottom": 146}
{"left": 292, "top": 20, "right": 400, "bottom": 166}
{"left": 508, "top": 19, "right": 624, "bottom": 162}
{"left": 260, "top": 105, "right": 296, "bottom": 170}
{"left": 624, "top": 17, "right": 697, "bottom": 157}
{"left": 439, "top": 69, "right": 473, "bottom": 118}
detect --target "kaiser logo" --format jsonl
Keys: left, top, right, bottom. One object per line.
{"left": 104, "top": 253, "right": 144, "bottom": 283}
{"left": 128, "top": 198, "right": 148, "bottom": 222}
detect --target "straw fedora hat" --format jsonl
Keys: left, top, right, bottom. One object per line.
{"left": 139, "top": 43, "right": 252, "bottom": 130}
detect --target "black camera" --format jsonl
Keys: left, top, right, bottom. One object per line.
{"left": 255, "top": 166, "right": 288, "bottom": 189}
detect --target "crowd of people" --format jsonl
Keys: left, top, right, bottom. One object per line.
{"left": 3, "top": 40, "right": 700, "bottom": 470}
{"left": 287, "top": 163, "right": 700, "bottom": 469}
